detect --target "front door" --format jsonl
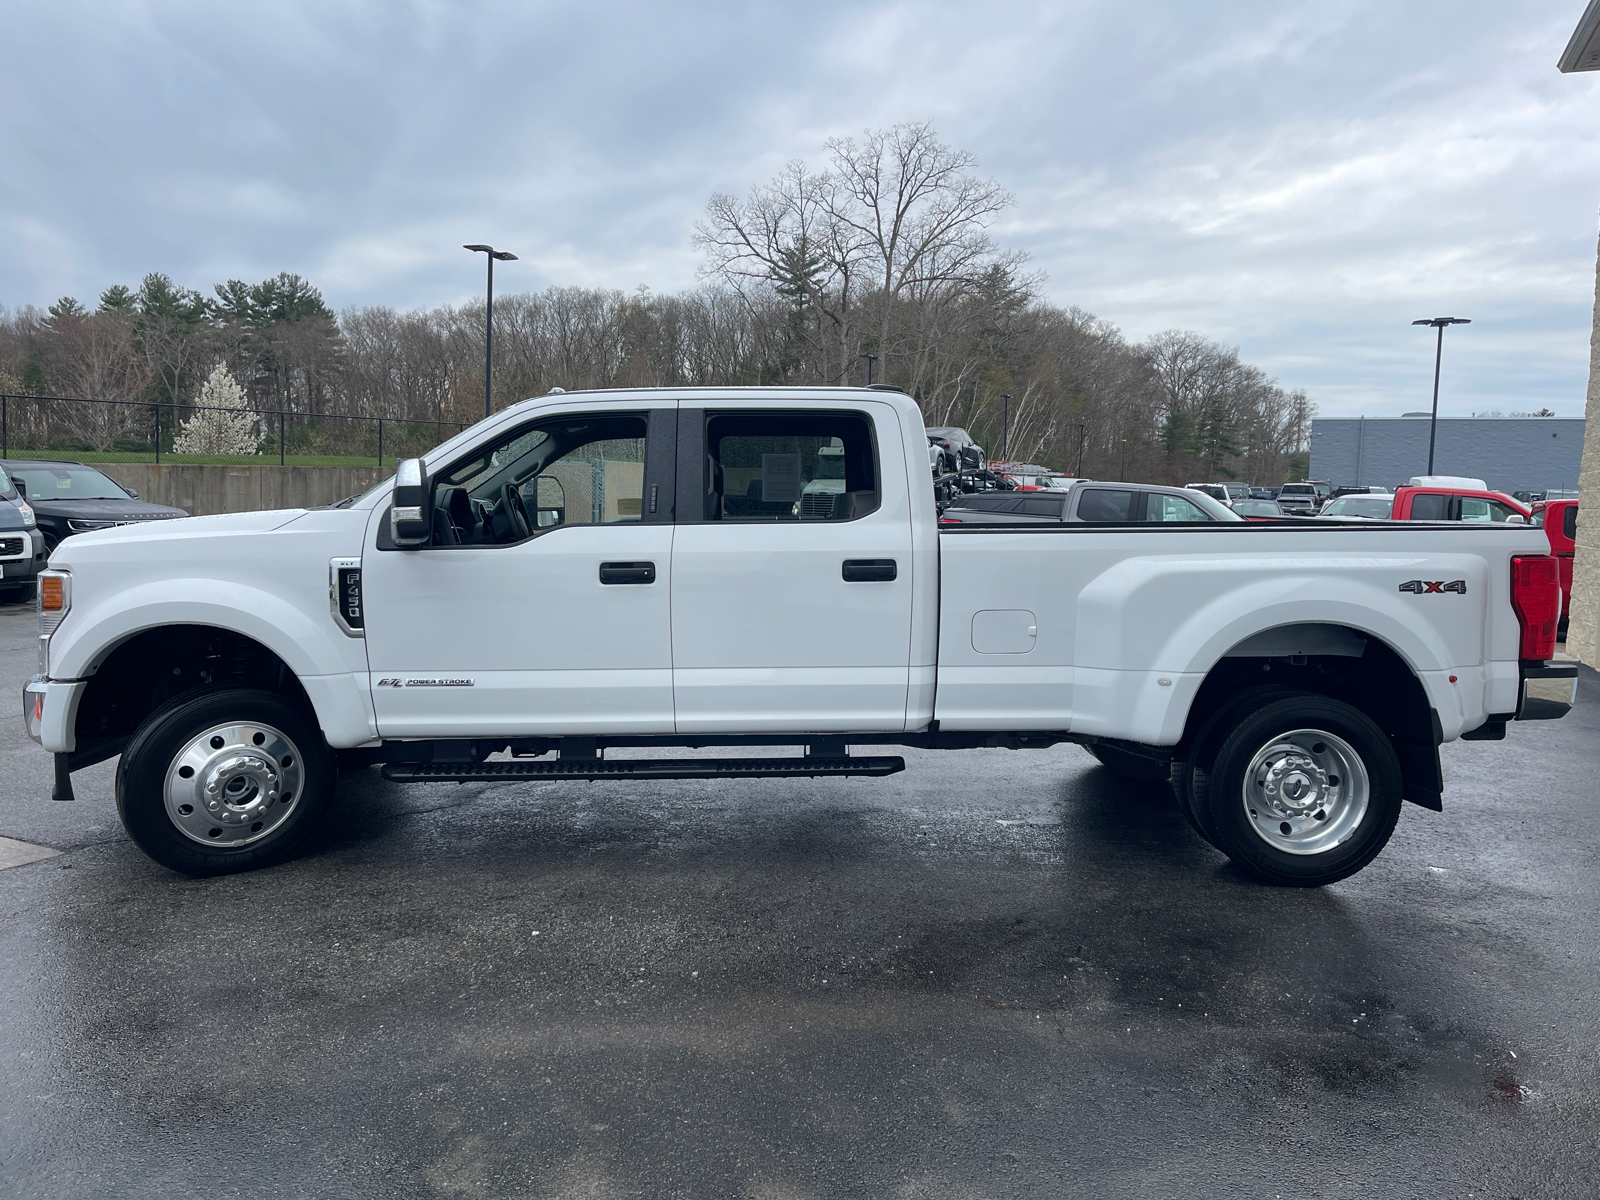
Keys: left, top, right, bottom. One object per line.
{"left": 669, "top": 403, "right": 915, "bottom": 733}
{"left": 362, "top": 406, "right": 677, "bottom": 739}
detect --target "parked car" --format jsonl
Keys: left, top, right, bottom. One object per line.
{"left": 0, "top": 465, "right": 47, "bottom": 603}
{"left": 25, "top": 386, "right": 1572, "bottom": 890}
{"left": 0, "top": 459, "right": 188, "bottom": 551}
{"left": 1533, "top": 498, "right": 1579, "bottom": 638}
{"left": 1333, "top": 485, "right": 1391, "bottom": 498}
{"left": 1275, "top": 482, "right": 1323, "bottom": 515}
{"left": 991, "top": 462, "right": 1057, "bottom": 490}
{"left": 1317, "top": 495, "right": 1395, "bottom": 521}
{"left": 1187, "top": 482, "right": 1251, "bottom": 506}
{"left": 1248, "top": 487, "right": 1278, "bottom": 500}
{"left": 925, "top": 427, "right": 985, "bottom": 474}
{"left": 939, "top": 481, "right": 1241, "bottom": 525}
{"left": 1230, "top": 498, "right": 1286, "bottom": 520}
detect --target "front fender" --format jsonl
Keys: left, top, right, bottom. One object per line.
{"left": 47, "top": 580, "right": 377, "bottom": 749}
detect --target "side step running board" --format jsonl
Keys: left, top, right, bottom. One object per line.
{"left": 381, "top": 755, "right": 905, "bottom": 784}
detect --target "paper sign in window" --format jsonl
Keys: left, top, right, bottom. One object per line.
{"left": 761, "top": 454, "right": 802, "bottom": 504}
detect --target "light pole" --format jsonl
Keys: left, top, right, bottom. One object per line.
{"left": 865, "top": 354, "right": 878, "bottom": 386}
{"left": 465, "top": 244, "right": 518, "bottom": 419}
{"left": 1411, "top": 316, "right": 1471, "bottom": 475}
{"left": 1001, "top": 394, "right": 1011, "bottom": 460}
{"left": 1076, "top": 421, "right": 1086, "bottom": 476}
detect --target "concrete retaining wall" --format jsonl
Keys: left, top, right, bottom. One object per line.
{"left": 96, "top": 463, "right": 390, "bottom": 518}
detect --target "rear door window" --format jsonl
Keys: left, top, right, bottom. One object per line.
{"left": 701, "top": 411, "right": 878, "bottom": 522}
{"left": 1075, "top": 488, "right": 1138, "bottom": 522}
{"left": 1566, "top": 506, "right": 1579, "bottom": 540}
{"left": 1408, "top": 493, "right": 1453, "bottom": 521}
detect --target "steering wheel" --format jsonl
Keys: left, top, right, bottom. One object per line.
{"left": 499, "top": 481, "right": 532, "bottom": 541}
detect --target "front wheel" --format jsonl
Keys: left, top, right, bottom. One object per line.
{"left": 116, "top": 688, "right": 336, "bottom": 875}
{"left": 1202, "top": 693, "right": 1403, "bottom": 887}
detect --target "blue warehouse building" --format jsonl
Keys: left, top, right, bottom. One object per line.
{"left": 1308, "top": 416, "right": 1585, "bottom": 494}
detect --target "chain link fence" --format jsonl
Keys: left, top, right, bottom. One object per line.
{"left": 0, "top": 394, "right": 469, "bottom": 468}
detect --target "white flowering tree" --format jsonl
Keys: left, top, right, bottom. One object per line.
{"left": 173, "top": 363, "right": 261, "bottom": 456}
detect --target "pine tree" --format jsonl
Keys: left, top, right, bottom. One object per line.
{"left": 173, "top": 364, "right": 260, "bottom": 456}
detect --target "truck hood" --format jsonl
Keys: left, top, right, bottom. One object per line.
{"left": 50, "top": 509, "right": 310, "bottom": 561}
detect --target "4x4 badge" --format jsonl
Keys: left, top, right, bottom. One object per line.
{"left": 1399, "top": 580, "right": 1467, "bottom": 594}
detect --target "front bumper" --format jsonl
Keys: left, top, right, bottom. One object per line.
{"left": 1518, "top": 663, "right": 1579, "bottom": 721}
{"left": 23, "top": 675, "right": 85, "bottom": 752}
{"left": 1, "top": 529, "right": 44, "bottom": 580}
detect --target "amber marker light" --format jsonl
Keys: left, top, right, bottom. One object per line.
{"left": 40, "top": 576, "right": 65, "bottom": 611}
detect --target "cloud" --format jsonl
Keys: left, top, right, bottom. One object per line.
{"left": 2, "top": 0, "right": 1597, "bottom": 415}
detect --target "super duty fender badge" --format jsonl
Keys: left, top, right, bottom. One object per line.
{"left": 1398, "top": 580, "right": 1467, "bottom": 595}
{"left": 376, "top": 677, "right": 476, "bottom": 687}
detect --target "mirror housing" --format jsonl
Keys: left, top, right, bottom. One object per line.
{"left": 534, "top": 473, "right": 565, "bottom": 528}
{"left": 13, "top": 478, "right": 25, "bottom": 497}
{"left": 1506, "top": 513, "right": 1527, "bottom": 526}
{"left": 390, "top": 458, "right": 433, "bottom": 547}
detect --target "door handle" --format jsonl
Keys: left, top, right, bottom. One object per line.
{"left": 842, "top": 559, "right": 897, "bottom": 582}
{"left": 599, "top": 561, "right": 656, "bottom": 585}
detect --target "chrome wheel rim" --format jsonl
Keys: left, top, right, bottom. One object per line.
{"left": 1240, "top": 728, "right": 1368, "bottom": 856}
{"left": 164, "top": 721, "right": 305, "bottom": 849}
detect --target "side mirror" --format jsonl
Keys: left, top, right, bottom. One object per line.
{"left": 13, "top": 479, "right": 25, "bottom": 497}
{"left": 125, "top": 489, "right": 139, "bottom": 499}
{"left": 533, "top": 473, "right": 565, "bottom": 528}
{"left": 390, "top": 458, "right": 433, "bottom": 547}
{"left": 1505, "top": 513, "right": 1526, "bottom": 525}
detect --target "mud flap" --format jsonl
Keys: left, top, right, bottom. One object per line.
{"left": 1392, "top": 736, "right": 1443, "bottom": 811}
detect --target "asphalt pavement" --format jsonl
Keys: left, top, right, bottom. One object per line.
{"left": 1, "top": 595, "right": 1597, "bottom": 1199}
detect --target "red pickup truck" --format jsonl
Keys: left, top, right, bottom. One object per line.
{"left": 1533, "top": 498, "right": 1579, "bottom": 636}
{"left": 1389, "top": 483, "right": 1532, "bottom": 524}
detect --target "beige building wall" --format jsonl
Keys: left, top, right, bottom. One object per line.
{"left": 1569, "top": 222, "right": 1600, "bottom": 667}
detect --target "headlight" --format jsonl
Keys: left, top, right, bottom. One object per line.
{"left": 67, "top": 519, "right": 111, "bottom": 532}
{"left": 17, "top": 502, "right": 36, "bottom": 528}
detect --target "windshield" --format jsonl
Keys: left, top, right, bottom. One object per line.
{"left": 0, "top": 467, "right": 15, "bottom": 499}
{"left": 9, "top": 464, "right": 130, "bottom": 500}
{"left": 1322, "top": 496, "right": 1394, "bottom": 519}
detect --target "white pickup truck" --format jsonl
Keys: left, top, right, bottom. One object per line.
{"left": 23, "top": 386, "right": 1576, "bottom": 886}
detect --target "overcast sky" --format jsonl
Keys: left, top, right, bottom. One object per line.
{"left": 4, "top": 0, "right": 1600, "bottom": 417}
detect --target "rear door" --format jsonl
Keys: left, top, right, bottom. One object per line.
{"left": 669, "top": 401, "right": 915, "bottom": 733}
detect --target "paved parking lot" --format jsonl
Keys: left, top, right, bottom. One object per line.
{"left": 1, "top": 595, "right": 1597, "bottom": 1199}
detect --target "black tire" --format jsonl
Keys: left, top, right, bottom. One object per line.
{"left": 1171, "top": 685, "right": 1301, "bottom": 848}
{"left": 116, "top": 688, "right": 335, "bottom": 876}
{"left": 1087, "top": 743, "right": 1170, "bottom": 782}
{"left": 1202, "top": 692, "right": 1403, "bottom": 887}
{"left": 15, "top": 579, "right": 37, "bottom": 604}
